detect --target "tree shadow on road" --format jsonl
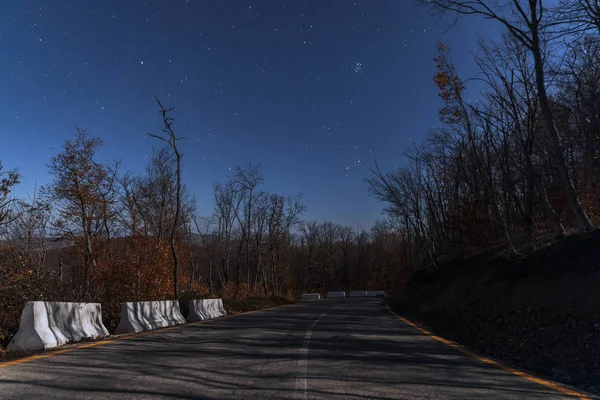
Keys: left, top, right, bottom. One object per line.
{"left": 0, "top": 300, "right": 572, "bottom": 399}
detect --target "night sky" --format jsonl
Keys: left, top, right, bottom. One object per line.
{"left": 1, "top": 1, "right": 498, "bottom": 228}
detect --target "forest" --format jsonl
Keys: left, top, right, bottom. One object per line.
{"left": 1, "top": 0, "right": 599, "bottom": 345}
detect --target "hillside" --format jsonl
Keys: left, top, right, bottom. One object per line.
{"left": 387, "top": 229, "right": 600, "bottom": 396}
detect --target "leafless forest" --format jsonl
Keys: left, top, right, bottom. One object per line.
{"left": 1, "top": 0, "right": 599, "bottom": 344}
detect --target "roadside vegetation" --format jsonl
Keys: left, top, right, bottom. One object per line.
{"left": 1, "top": 2, "right": 599, "bottom": 392}
{"left": 376, "top": 0, "right": 600, "bottom": 394}
{"left": 0, "top": 105, "right": 405, "bottom": 349}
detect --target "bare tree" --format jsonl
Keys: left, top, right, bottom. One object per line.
{"left": 147, "top": 97, "right": 185, "bottom": 298}
{"left": 475, "top": 34, "right": 566, "bottom": 238}
{"left": 251, "top": 192, "right": 269, "bottom": 291}
{"left": 0, "top": 161, "right": 21, "bottom": 227}
{"left": 233, "top": 164, "right": 264, "bottom": 287}
{"left": 420, "top": 0, "right": 593, "bottom": 230}
{"left": 299, "top": 221, "right": 320, "bottom": 293}
{"left": 338, "top": 226, "right": 354, "bottom": 290}
{"left": 118, "top": 172, "right": 143, "bottom": 237}
{"left": 554, "top": 0, "right": 600, "bottom": 35}
{"left": 211, "top": 180, "right": 243, "bottom": 287}
{"left": 6, "top": 188, "right": 52, "bottom": 277}
{"left": 265, "top": 193, "right": 305, "bottom": 296}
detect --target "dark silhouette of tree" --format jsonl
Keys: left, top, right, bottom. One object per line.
{"left": 147, "top": 98, "right": 185, "bottom": 299}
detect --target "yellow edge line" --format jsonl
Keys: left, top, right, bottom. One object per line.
{"left": 383, "top": 302, "right": 591, "bottom": 399}
{"left": 0, "top": 302, "right": 298, "bottom": 369}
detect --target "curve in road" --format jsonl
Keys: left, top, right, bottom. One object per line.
{"left": 0, "top": 298, "right": 591, "bottom": 399}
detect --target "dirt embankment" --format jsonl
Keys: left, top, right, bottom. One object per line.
{"left": 388, "top": 230, "right": 600, "bottom": 396}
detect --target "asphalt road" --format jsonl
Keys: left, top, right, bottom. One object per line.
{"left": 0, "top": 298, "right": 584, "bottom": 399}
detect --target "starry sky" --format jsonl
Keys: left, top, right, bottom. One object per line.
{"left": 1, "top": 0, "right": 499, "bottom": 228}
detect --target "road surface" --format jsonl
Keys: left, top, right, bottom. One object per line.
{"left": 0, "top": 298, "right": 586, "bottom": 399}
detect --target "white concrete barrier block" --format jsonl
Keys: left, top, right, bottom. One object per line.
{"left": 187, "top": 299, "right": 227, "bottom": 322}
{"left": 301, "top": 293, "right": 321, "bottom": 300}
{"left": 8, "top": 301, "right": 109, "bottom": 351}
{"left": 349, "top": 291, "right": 368, "bottom": 297}
{"left": 327, "top": 291, "right": 346, "bottom": 298}
{"left": 115, "top": 300, "right": 186, "bottom": 334}
{"left": 217, "top": 298, "right": 227, "bottom": 316}
{"left": 366, "top": 290, "right": 386, "bottom": 297}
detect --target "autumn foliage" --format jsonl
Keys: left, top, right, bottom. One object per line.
{"left": 433, "top": 43, "right": 466, "bottom": 125}
{"left": 0, "top": 110, "right": 406, "bottom": 348}
{"left": 369, "top": 25, "right": 600, "bottom": 268}
{"left": 2, "top": 0, "right": 599, "bottom": 354}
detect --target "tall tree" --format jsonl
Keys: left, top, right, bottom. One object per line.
{"left": 233, "top": 164, "right": 264, "bottom": 286}
{"left": 421, "top": 0, "right": 593, "bottom": 231}
{"left": 48, "top": 128, "right": 116, "bottom": 292}
{"left": 6, "top": 188, "right": 52, "bottom": 277}
{"left": 555, "top": 0, "right": 600, "bottom": 34}
{"left": 147, "top": 97, "right": 185, "bottom": 299}
{"left": 0, "top": 161, "right": 20, "bottom": 226}
{"left": 475, "top": 35, "right": 566, "bottom": 237}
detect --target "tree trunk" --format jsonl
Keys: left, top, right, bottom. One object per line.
{"left": 535, "top": 171, "right": 566, "bottom": 239}
{"left": 170, "top": 137, "right": 183, "bottom": 299}
{"left": 531, "top": 23, "right": 593, "bottom": 231}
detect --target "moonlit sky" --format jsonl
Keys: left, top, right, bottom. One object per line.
{"left": 1, "top": 1, "right": 499, "bottom": 228}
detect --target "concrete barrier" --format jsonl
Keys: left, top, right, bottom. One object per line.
{"left": 366, "top": 290, "right": 386, "bottom": 297}
{"left": 327, "top": 291, "right": 346, "bottom": 298}
{"left": 187, "top": 299, "right": 227, "bottom": 322}
{"left": 301, "top": 293, "right": 321, "bottom": 300}
{"left": 8, "top": 301, "right": 109, "bottom": 351}
{"left": 349, "top": 291, "right": 368, "bottom": 297}
{"left": 115, "top": 300, "right": 186, "bottom": 334}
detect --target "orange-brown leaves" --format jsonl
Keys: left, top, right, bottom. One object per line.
{"left": 0, "top": 162, "right": 19, "bottom": 208}
{"left": 221, "top": 281, "right": 262, "bottom": 301}
{"left": 433, "top": 43, "right": 466, "bottom": 125}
